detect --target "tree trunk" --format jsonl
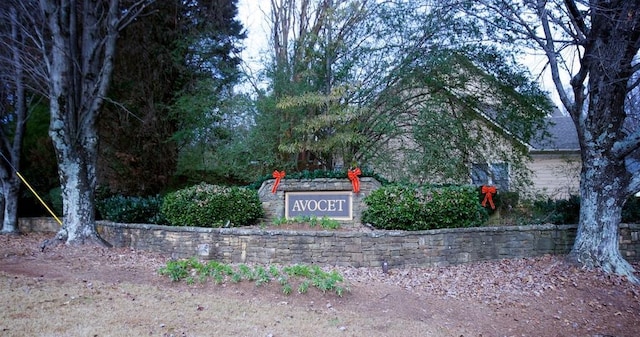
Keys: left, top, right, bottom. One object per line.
{"left": 0, "top": 4, "right": 27, "bottom": 235}
{"left": 567, "top": 99, "right": 639, "bottom": 282}
{"left": 0, "top": 178, "right": 20, "bottom": 234}
{"left": 568, "top": 163, "right": 637, "bottom": 282}
{"left": 40, "top": 0, "right": 120, "bottom": 247}
{"left": 49, "top": 113, "right": 107, "bottom": 246}
{"left": 0, "top": 189, "right": 4, "bottom": 231}
{"left": 56, "top": 159, "right": 103, "bottom": 245}
{"left": 562, "top": 0, "right": 640, "bottom": 283}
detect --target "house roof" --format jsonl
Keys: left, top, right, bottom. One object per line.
{"left": 530, "top": 114, "right": 580, "bottom": 151}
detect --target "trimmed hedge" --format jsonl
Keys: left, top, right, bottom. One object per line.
{"left": 96, "top": 194, "right": 165, "bottom": 224}
{"left": 362, "top": 184, "right": 488, "bottom": 230}
{"left": 161, "top": 183, "right": 263, "bottom": 227}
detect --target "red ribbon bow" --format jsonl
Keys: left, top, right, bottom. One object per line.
{"left": 347, "top": 167, "right": 362, "bottom": 193}
{"left": 271, "top": 170, "right": 286, "bottom": 193}
{"left": 481, "top": 185, "right": 497, "bottom": 210}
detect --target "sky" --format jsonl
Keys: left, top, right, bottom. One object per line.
{"left": 237, "top": 0, "right": 270, "bottom": 78}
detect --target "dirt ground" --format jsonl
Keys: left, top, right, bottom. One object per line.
{"left": 1, "top": 232, "right": 639, "bottom": 337}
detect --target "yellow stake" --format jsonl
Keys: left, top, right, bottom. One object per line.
{"left": 16, "top": 171, "right": 62, "bottom": 226}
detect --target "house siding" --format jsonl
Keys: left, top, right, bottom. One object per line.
{"left": 529, "top": 152, "right": 580, "bottom": 199}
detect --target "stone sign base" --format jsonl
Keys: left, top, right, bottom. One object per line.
{"left": 258, "top": 177, "right": 381, "bottom": 228}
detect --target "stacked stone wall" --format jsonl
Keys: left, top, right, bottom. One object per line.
{"left": 18, "top": 218, "right": 640, "bottom": 268}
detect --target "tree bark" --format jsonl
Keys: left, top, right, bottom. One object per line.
{"left": 0, "top": 179, "right": 20, "bottom": 234}
{"left": 40, "top": 0, "right": 117, "bottom": 246}
{"left": 567, "top": 128, "right": 638, "bottom": 281}
{"left": 0, "top": 189, "right": 4, "bottom": 230}
{"left": 565, "top": 0, "right": 639, "bottom": 282}
{"left": 38, "top": 0, "right": 153, "bottom": 245}
{"left": 0, "top": 3, "right": 27, "bottom": 235}
{"left": 568, "top": 160, "right": 637, "bottom": 282}
{"left": 54, "top": 150, "right": 105, "bottom": 245}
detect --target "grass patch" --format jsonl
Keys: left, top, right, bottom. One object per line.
{"left": 158, "top": 259, "right": 349, "bottom": 297}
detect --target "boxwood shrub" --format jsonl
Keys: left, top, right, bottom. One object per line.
{"left": 362, "top": 184, "right": 488, "bottom": 230}
{"left": 161, "top": 183, "right": 263, "bottom": 227}
{"left": 96, "top": 194, "right": 165, "bottom": 224}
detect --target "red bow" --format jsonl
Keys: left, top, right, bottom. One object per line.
{"left": 271, "top": 170, "right": 286, "bottom": 193}
{"left": 347, "top": 167, "right": 362, "bottom": 193}
{"left": 481, "top": 185, "right": 497, "bottom": 210}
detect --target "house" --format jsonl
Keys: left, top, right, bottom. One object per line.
{"left": 527, "top": 112, "right": 581, "bottom": 199}
{"left": 464, "top": 110, "right": 582, "bottom": 200}
{"left": 367, "top": 103, "right": 581, "bottom": 200}
{"left": 352, "top": 53, "right": 581, "bottom": 198}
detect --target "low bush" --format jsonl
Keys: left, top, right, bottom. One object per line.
{"left": 161, "top": 182, "right": 263, "bottom": 227}
{"left": 362, "top": 184, "right": 488, "bottom": 230}
{"left": 48, "top": 187, "right": 64, "bottom": 216}
{"left": 96, "top": 194, "right": 165, "bottom": 224}
{"left": 623, "top": 196, "right": 640, "bottom": 223}
{"left": 528, "top": 194, "right": 640, "bottom": 224}
{"left": 531, "top": 195, "right": 580, "bottom": 224}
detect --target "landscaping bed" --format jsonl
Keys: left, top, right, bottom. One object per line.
{"left": 1, "top": 232, "right": 639, "bottom": 336}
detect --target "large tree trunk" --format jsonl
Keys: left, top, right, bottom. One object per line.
{"left": 567, "top": 108, "right": 639, "bottom": 282}
{"left": 48, "top": 91, "right": 106, "bottom": 245}
{"left": 0, "top": 189, "right": 4, "bottom": 231}
{"left": 53, "top": 145, "right": 103, "bottom": 245}
{"left": 568, "top": 159, "right": 637, "bottom": 282}
{"left": 0, "top": 178, "right": 20, "bottom": 234}
{"left": 39, "top": 0, "right": 126, "bottom": 246}
{"left": 562, "top": 0, "right": 640, "bottom": 283}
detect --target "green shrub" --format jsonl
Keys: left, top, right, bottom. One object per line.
{"left": 161, "top": 182, "right": 263, "bottom": 227}
{"left": 48, "top": 187, "right": 63, "bottom": 216}
{"left": 623, "top": 196, "right": 640, "bottom": 223}
{"left": 482, "top": 190, "right": 535, "bottom": 225}
{"left": 96, "top": 194, "right": 165, "bottom": 224}
{"left": 528, "top": 194, "right": 640, "bottom": 224}
{"left": 531, "top": 195, "right": 580, "bottom": 224}
{"left": 362, "top": 184, "right": 488, "bottom": 230}
{"left": 483, "top": 189, "right": 520, "bottom": 215}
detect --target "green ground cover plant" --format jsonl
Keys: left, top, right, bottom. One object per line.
{"left": 272, "top": 216, "right": 341, "bottom": 230}
{"left": 158, "top": 258, "right": 349, "bottom": 297}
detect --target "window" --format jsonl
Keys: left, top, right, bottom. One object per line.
{"left": 471, "top": 163, "right": 509, "bottom": 190}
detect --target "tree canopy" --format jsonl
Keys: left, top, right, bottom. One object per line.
{"left": 99, "top": 0, "right": 246, "bottom": 194}
{"left": 242, "top": 0, "right": 551, "bottom": 187}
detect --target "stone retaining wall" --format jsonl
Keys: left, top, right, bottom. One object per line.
{"left": 17, "top": 218, "right": 640, "bottom": 268}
